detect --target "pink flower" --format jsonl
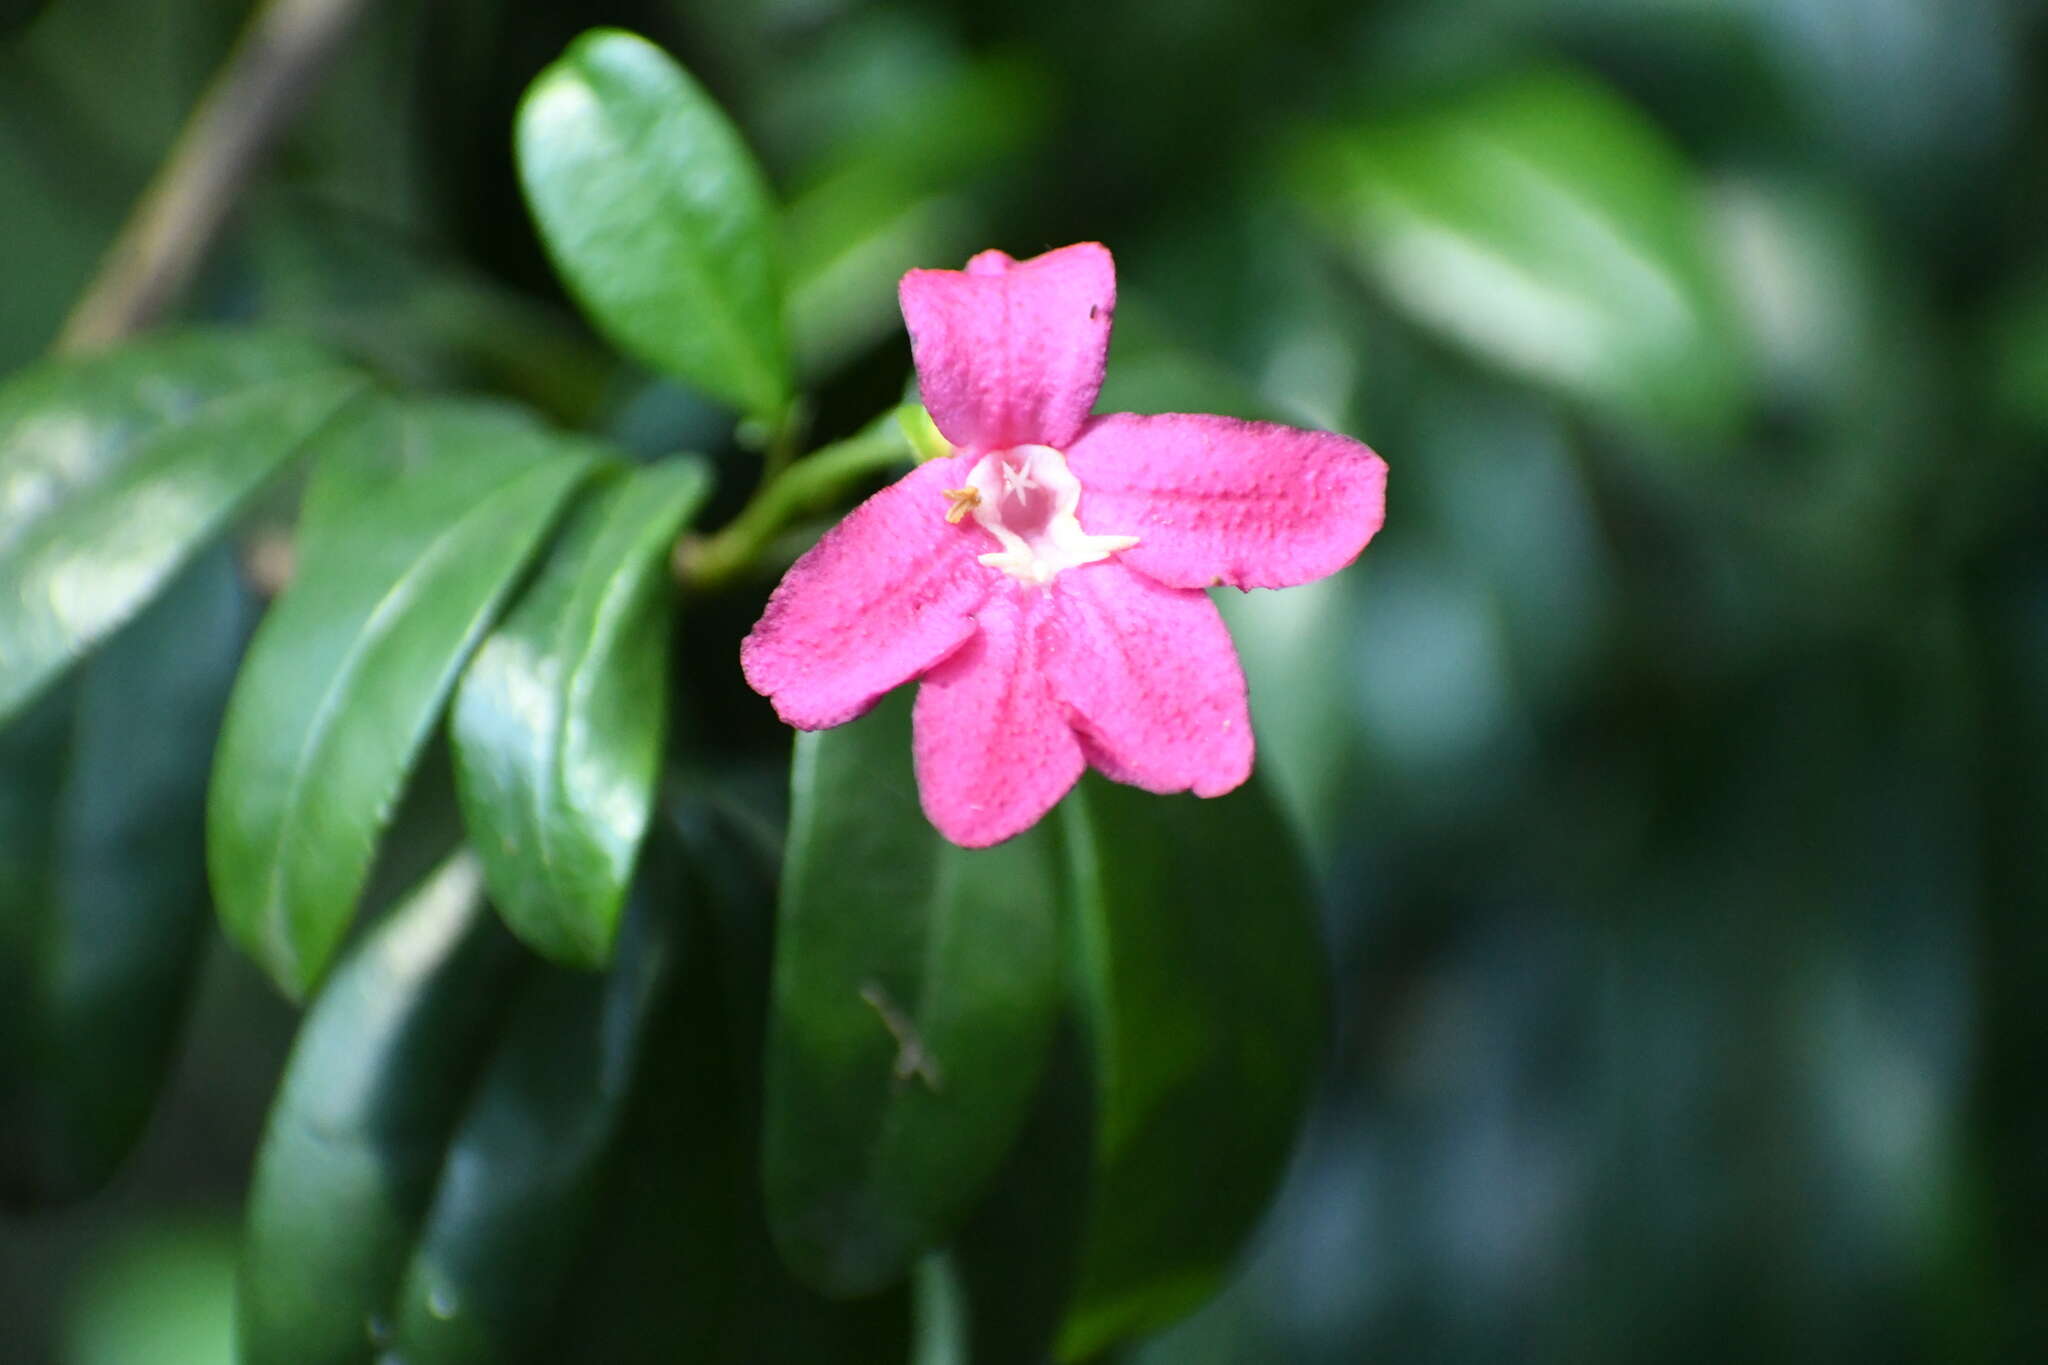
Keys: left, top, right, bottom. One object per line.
{"left": 741, "top": 242, "right": 1387, "bottom": 847}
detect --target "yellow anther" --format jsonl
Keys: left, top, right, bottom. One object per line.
{"left": 942, "top": 486, "right": 982, "bottom": 524}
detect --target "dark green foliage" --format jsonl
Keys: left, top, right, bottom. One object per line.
{"left": 944, "top": 1027, "right": 1097, "bottom": 1365}
{"left": 207, "top": 397, "right": 596, "bottom": 997}
{"left": 765, "top": 690, "right": 1064, "bottom": 1296}
{"left": 0, "top": 0, "right": 52, "bottom": 37}
{"left": 387, "top": 876, "right": 687, "bottom": 1361}
{"left": 0, "top": 331, "right": 360, "bottom": 723}
{"left": 236, "top": 857, "right": 523, "bottom": 1364}
{"left": 517, "top": 28, "right": 793, "bottom": 424}
{"left": 545, "top": 823, "right": 917, "bottom": 1364}
{"left": 1057, "top": 775, "right": 1325, "bottom": 1360}
{"left": 1291, "top": 66, "right": 1747, "bottom": 438}
{"left": 0, "top": 549, "right": 247, "bottom": 1207}
{"left": 452, "top": 458, "right": 712, "bottom": 969}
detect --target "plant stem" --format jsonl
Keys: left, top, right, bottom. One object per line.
{"left": 679, "top": 409, "right": 916, "bottom": 592}
{"left": 757, "top": 397, "right": 809, "bottom": 483}
{"left": 55, "top": 0, "right": 376, "bottom": 353}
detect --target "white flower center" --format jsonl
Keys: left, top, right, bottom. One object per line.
{"left": 952, "top": 445, "right": 1137, "bottom": 586}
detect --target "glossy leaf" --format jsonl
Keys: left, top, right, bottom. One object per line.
{"left": 1056, "top": 774, "right": 1327, "bottom": 1361}
{"left": 535, "top": 900, "right": 744, "bottom": 1365}
{"left": 517, "top": 28, "right": 792, "bottom": 422}
{"left": 389, "top": 883, "right": 686, "bottom": 1362}
{"left": 208, "top": 397, "right": 596, "bottom": 998}
{"left": 905, "top": 1038, "right": 1095, "bottom": 1365}
{"left": 237, "top": 856, "right": 522, "bottom": 1365}
{"left": 0, "top": 549, "right": 247, "bottom": 1208}
{"left": 550, "top": 823, "right": 912, "bottom": 1363}
{"left": 946, "top": 1027, "right": 1096, "bottom": 1365}
{"left": 764, "top": 689, "right": 1064, "bottom": 1296}
{"left": 0, "top": 329, "right": 360, "bottom": 724}
{"left": 665, "top": 777, "right": 786, "bottom": 1083}
{"left": 452, "top": 459, "right": 711, "bottom": 969}
{"left": 1294, "top": 67, "right": 1746, "bottom": 435}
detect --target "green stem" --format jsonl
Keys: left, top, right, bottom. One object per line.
{"left": 757, "top": 398, "right": 809, "bottom": 482}
{"left": 680, "top": 408, "right": 915, "bottom": 592}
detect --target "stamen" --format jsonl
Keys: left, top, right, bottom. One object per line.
{"left": 941, "top": 486, "right": 982, "bottom": 524}
{"left": 962, "top": 444, "right": 1139, "bottom": 586}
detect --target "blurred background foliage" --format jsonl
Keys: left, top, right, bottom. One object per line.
{"left": 3, "top": 0, "right": 2047, "bottom": 1361}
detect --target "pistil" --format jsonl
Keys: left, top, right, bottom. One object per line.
{"left": 954, "top": 444, "right": 1137, "bottom": 586}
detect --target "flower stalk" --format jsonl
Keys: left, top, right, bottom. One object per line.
{"left": 677, "top": 407, "right": 916, "bottom": 592}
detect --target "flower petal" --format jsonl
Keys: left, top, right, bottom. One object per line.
{"left": 742, "top": 455, "right": 993, "bottom": 730}
{"left": 899, "top": 243, "right": 1116, "bottom": 453}
{"left": 912, "top": 590, "right": 1084, "bottom": 848}
{"left": 1066, "top": 413, "right": 1388, "bottom": 590}
{"left": 1041, "top": 562, "right": 1252, "bottom": 797}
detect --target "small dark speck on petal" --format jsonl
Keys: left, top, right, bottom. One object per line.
{"left": 1088, "top": 305, "right": 1099, "bottom": 320}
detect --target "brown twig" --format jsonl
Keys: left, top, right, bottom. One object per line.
{"left": 54, "top": 0, "right": 376, "bottom": 353}
{"left": 859, "top": 981, "right": 944, "bottom": 1092}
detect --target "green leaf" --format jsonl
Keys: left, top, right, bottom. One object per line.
{"left": 451, "top": 459, "right": 711, "bottom": 969}
{"left": 517, "top": 28, "right": 792, "bottom": 422}
{"left": 61, "top": 1215, "right": 240, "bottom": 1365}
{"left": 547, "top": 824, "right": 913, "bottom": 1363}
{"left": 0, "top": 329, "right": 361, "bottom": 724}
{"left": 1056, "top": 774, "right": 1327, "bottom": 1361}
{"left": 1992, "top": 266, "right": 2048, "bottom": 436}
{"left": 764, "top": 689, "right": 1064, "bottom": 1296}
{"left": 534, "top": 894, "right": 745, "bottom": 1364}
{"left": 782, "top": 55, "right": 1048, "bottom": 375}
{"left": 1293, "top": 66, "right": 1746, "bottom": 435}
{"left": 908, "top": 1034, "right": 1095, "bottom": 1365}
{"left": 237, "top": 856, "right": 522, "bottom": 1365}
{"left": 208, "top": 397, "right": 596, "bottom": 998}
{"left": 389, "top": 883, "right": 687, "bottom": 1362}
{"left": 945, "top": 1028, "right": 1096, "bottom": 1365}
{"left": 0, "top": 548, "right": 247, "bottom": 1208}
{"left": 243, "top": 836, "right": 768, "bottom": 1365}
{"left": 0, "top": 2, "right": 55, "bottom": 38}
